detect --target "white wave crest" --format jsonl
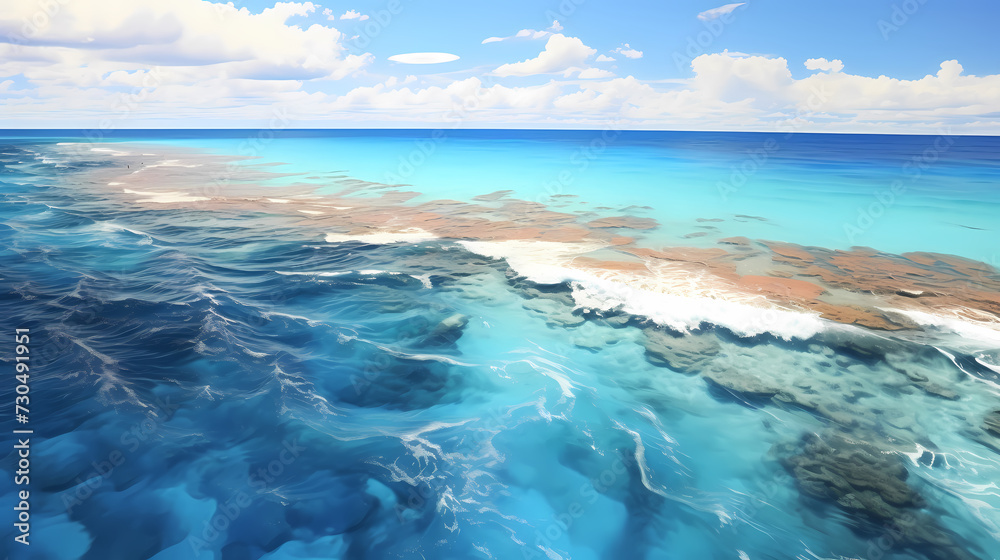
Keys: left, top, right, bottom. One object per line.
{"left": 325, "top": 228, "right": 437, "bottom": 244}
{"left": 460, "top": 239, "right": 824, "bottom": 340}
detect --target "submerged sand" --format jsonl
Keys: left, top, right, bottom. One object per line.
{"left": 62, "top": 141, "right": 1000, "bottom": 344}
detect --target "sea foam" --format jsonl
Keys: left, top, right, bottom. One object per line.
{"left": 885, "top": 306, "right": 1000, "bottom": 349}
{"left": 459, "top": 240, "right": 825, "bottom": 340}
{"left": 325, "top": 228, "right": 437, "bottom": 244}
{"left": 123, "top": 188, "right": 208, "bottom": 203}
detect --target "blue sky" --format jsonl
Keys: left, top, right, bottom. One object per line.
{"left": 304, "top": 0, "right": 999, "bottom": 81}
{"left": 1, "top": 0, "right": 998, "bottom": 132}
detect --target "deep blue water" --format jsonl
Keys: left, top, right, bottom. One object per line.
{"left": 1, "top": 133, "right": 999, "bottom": 560}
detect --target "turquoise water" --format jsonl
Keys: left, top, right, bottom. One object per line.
{"left": 1, "top": 131, "right": 999, "bottom": 560}
{"left": 26, "top": 129, "right": 998, "bottom": 259}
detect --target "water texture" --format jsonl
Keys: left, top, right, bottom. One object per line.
{"left": 1, "top": 131, "right": 998, "bottom": 560}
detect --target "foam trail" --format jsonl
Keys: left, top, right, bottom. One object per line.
{"left": 326, "top": 228, "right": 437, "bottom": 244}
{"left": 461, "top": 240, "right": 825, "bottom": 340}
{"left": 886, "top": 307, "right": 1000, "bottom": 349}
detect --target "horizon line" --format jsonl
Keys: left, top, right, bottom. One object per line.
{"left": 0, "top": 128, "right": 994, "bottom": 138}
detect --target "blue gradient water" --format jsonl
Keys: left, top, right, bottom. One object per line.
{"left": 7, "top": 130, "right": 999, "bottom": 258}
{"left": 1, "top": 132, "right": 999, "bottom": 560}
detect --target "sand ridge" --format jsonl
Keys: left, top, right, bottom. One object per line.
{"left": 67, "top": 141, "right": 1000, "bottom": 340}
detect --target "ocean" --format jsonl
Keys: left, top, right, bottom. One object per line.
{"left": 1, "top": 130, "right": 998, "bottom": 560}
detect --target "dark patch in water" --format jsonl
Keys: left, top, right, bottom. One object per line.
{"left": 775, "top": 432, "right": 983, "bottom": 560}
{"left": 947, "top": 223, "right": 988, "bottom": 231}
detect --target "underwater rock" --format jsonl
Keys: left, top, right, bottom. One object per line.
{"left": 884, "top": 351, "right": 962, "bottom": 400}
{"left": 718, "top": 236, "right": 752, "bottom": 246}
{"left": 983, "top": 410, "right": 1000, "bottom": 439}
{"left": 776, "top": 433, "right": 923, "bottom": 517}
{"left": 702, "top": 365, "right": 783, "bottom": 400}
{"left": 570, "top": 322, "right": 629, "bottom": 351}
{"left": 446, "top": 274, "right": 510, "bottom": 306}
{"left": 422, "top": 313, "right": 469, "bottom": 347}
{"left": 600, "top": 312, "right": 635, "bottom": 328}
{"left": 764, "top": 241, "right": 814, "bottom": 261}
{"left": 472, "top": 190, "right": 514, "bottom": 202}
{"left": 340, "top": 360, "right": 464, "bottom": 410}
{"left": 641, "top": 329, "right": 720, "bottom": 374}
{"left": 521, "top": 297, "right": 585, "bottom": 328}
{"left": 642, "top": 336, "right": 940, "bottom": 440}
{"left": 586, "top": 216, "right": 659, "bottom": 230}
{"left": 964, "top": 410, "right": 1000, "bottom": 457}
{"left": 775, "top": 432, "right": 981, "bottom": 560}
{"left": 819, "top": 330, "right": 907, "bottom": 361}
{"left": 919, "top": 382, "right": 960, "bottom": 401}
{"left": 516, "top": 283, "right": 578, "bottom": 308}
{"left": 514, "top": 281, "right": 588, "bottom": 327}
{"left": 644, "top": 335, "right": 864, "bottom": 426}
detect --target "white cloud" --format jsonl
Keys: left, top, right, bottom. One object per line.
{"left": 0, "top": 0, "right": 370, "bottom": 83}
{"left": 311, "top": 55, "right": 1000, "bottom": 132}
{"left": 805, "top": 58, "right": 845, "bottom": 73}
{"left": 7, "top": 55, "right": 1000, "bottom": 133}
{"left": 1, "top": 2, "right": 998, "bottom": 134}
{"left": 613, "top": 44, "right": 643, "bottom": 59}
{"left": 697, "top": 3, "right": 746, "bottom": 21}
{"left": 322, "top": 77, "right": 561, "bottom": 116}
{"left": 339, "top": 10, "right": 369, "bottom": 21}
{"left": 493, "top": 34, "right": 596, "bottom": 77}
{"left": 261, "top": 2, "right": 319, "bottom": 20}
{"left": 383, "top": 75, "right": 417, "bottom": 87}
{"left": 577, "top": 68, "right": 616, "bottom": 79}
{"left": 516, "top": 29, "right": 551, "bottom": 39}
{"left": 691, "top": 52, "right": 792, "bottom": 102}
{"left": 481, "top": 21, "right": 564, "bottom": 44}
{"left": 680, "top": 53, "right": 1000, "bottom": 131}
{"left": 790, "top": 59, "right": 997, "bottom": 116}
{"left": 388, "top": 52, "right": 460, "bottom": 64}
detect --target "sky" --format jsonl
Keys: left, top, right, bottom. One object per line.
{"left": 1, "top": 0, "right": 998, "bottom": 133}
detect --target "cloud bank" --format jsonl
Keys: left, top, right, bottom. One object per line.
{"left": 0, "top": 1, "right": 997, "bottom": 133}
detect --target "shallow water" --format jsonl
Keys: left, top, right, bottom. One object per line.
{"left": 1, "top": 132, "right": 999, "bottom": 560}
